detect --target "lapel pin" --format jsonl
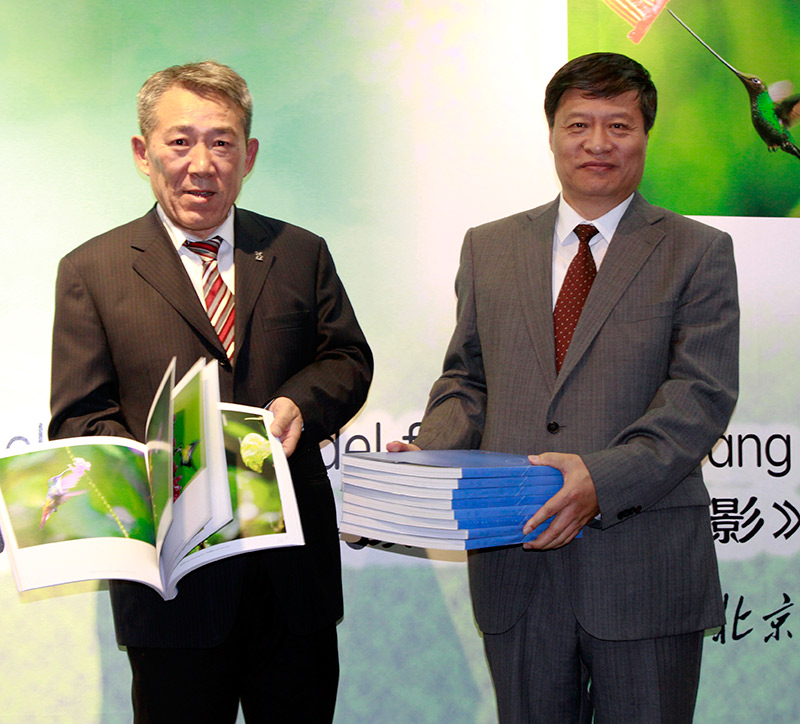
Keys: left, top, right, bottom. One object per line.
{"left": 255, "top": 251, "right": 264, "bottom": 262}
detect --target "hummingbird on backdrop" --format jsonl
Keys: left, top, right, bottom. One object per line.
{"left": 668, "top": 8, "right": 800, "bottom": 160}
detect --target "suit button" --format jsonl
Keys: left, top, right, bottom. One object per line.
{"left": 546, "top": 421, "right": 560, "bottom": 434}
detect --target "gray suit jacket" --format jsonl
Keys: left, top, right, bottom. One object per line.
{"left": 414, "top": 193, "right": 738, "bottom": 640}
{"left": 49, "top": 207, "right": 372, "bottom": 647}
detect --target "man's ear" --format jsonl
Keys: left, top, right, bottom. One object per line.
{"left": 131, "top": 136, "right": 151, "bottom": 177}
{"left": 244, "top": 137, "right": 259, "bottom": 176}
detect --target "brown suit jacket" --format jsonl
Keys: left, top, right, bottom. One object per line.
{"left": 49, "top": 206, "right": 372, "bottom": 647}
{"left": 415, "top": 193, "right": 738, "bottom": 640}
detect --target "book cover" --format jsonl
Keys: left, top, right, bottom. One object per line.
{"left": 342, "top": 511, "right": 529, "bottom": 540}
{"left": 341, "top": 471, "right": 563, "bottom": 500}
{"left": 342, "top": 501, "right": 533, "bottom": 531}
{"left": 341, "top": 466, "right": 562, "bottom": 490}
{"left": 343, "top": 449, "right": 563, "bottom": 479}
{"left": 341, "top": 481, "right": 555, "bottom": 509}
{"left": 338, "top": 519, "right": 549, "bottom": 551}
{"left": 342, "top": 489, "right": 548, "bottom": 521}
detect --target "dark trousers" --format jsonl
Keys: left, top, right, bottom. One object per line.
{"left": 482, "top": 557, "right": 704, "bottom": 724}
{"left": 126, "top": 559, "right": 339, "bottom": 724}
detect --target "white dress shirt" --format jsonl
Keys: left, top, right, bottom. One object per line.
{"left": 552, "top": 194, "right": 634, "bottom": 307}
{"left": 157, "top": 205, "right": 236, "bottom": 306}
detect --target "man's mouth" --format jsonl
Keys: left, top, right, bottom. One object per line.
{"left": 184, "top": 190, "right": 215, "bottom": 198}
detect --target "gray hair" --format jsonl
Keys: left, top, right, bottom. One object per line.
{"left": 137, "top": 60, "right": 253, "bottom": 139}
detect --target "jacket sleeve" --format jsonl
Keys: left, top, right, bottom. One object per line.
{"left": 414, "top": 229, "right": 487, "bottom": 451}
{"left": 49, "top": 255, "right": 134, "bottom": 441}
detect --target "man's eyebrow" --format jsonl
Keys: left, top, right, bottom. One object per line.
{"left": 163, "top": 124, "right": 239, "bottom": 135}
{"left": 561, "top": 111, "right": 637, "bottom": 123}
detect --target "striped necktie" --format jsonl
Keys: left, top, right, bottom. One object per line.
{"left": 553, "top": 224, "right": 598, "bottom": 373}
{"left": 184, "top": 236, "right": 235, "bottom": 358}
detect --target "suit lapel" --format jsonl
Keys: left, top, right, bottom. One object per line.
{"left": 232, "top": 209, "right": 276, "bottom": 362}
{"left": 130, "top": 208, "right": 279, "bottom": 362}
{"left": 554, "top": 193, "right": 665, "bottom": 389}
{"left": 514, "top": 200, "right": 559, "bottom": 388}
{"left": 131, "top": 209, "right": 225, "bottom": 354}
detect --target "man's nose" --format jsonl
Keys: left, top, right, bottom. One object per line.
{"left": 188, "top": 144, "right": 213, "bottom": 175}
{"left": 585, "top": 127, "right": 612, "bottom": 154}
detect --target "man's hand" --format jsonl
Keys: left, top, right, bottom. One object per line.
{"left": 522, "top": 452, "right": 599, "bottom": 550}
{"left": 385, "top": 441, "right": 421, "bottom": 452}
{"left": 268, "top": 397, "right": 303, "bottom": 457}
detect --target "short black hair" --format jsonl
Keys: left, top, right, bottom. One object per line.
{"left": 544, "top": 52, "right": 657, "bottom": 133}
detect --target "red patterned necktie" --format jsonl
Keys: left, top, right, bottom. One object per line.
{"left": 553, "top": 224, "right": 598, "bottom": 373}
{"left": 184, "top": 236, "right": 235, "bottom": 358}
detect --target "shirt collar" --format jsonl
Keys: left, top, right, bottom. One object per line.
{"left": 156, "top": 205, "right": 236, "bottom": 253}
{"left": 555, "top": 193, "right": 634, "bottom": 247}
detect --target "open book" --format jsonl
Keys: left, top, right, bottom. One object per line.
{"left": 0, "top": 359, "right": 303, "bottom": 600}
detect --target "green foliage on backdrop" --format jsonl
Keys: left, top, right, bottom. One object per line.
{"left": 567, "top": 3, "right": 800, "bottom": 722}
{"left": 568, "top": 0, "right": 800, "bottom": 216}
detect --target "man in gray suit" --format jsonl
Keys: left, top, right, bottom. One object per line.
{"left": 49, "top": 61, "right": 372, "bottom": 723}
{"left": 389, "top": 53, "right": 738, "bottom": 722}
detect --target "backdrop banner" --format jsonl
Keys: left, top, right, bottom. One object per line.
{"left": 1, "top": 2, "right": 796, "bottom": 722}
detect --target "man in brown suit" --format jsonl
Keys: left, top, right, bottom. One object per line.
{"left": 49, "top": 61, "right": 372, "bottom": 724}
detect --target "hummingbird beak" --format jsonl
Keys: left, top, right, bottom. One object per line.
{"left": 668, "top": 9, "right": 743, "bottom": 77}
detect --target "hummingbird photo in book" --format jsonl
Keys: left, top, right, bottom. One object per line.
{"left": 40, "top": 457, "right": 90, "bottom": 529}
{"left": 176, "top": 440, "right": 200, "bottom": 470}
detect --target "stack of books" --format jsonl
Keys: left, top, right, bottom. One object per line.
{"left": 339, "top": 450, "right": 564, "bottom": 550}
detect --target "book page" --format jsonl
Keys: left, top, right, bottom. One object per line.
{"left": 0, "top": 437, "right": 159, "bottom": 592}
{"left": 144, "top": 358, "right": 175, "bottom": 562}
{"left": 164, "top": 404, "right": 303, "bottom": 597}
{"left": 160, "top": 359, "right": 219, "bottom": 573}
